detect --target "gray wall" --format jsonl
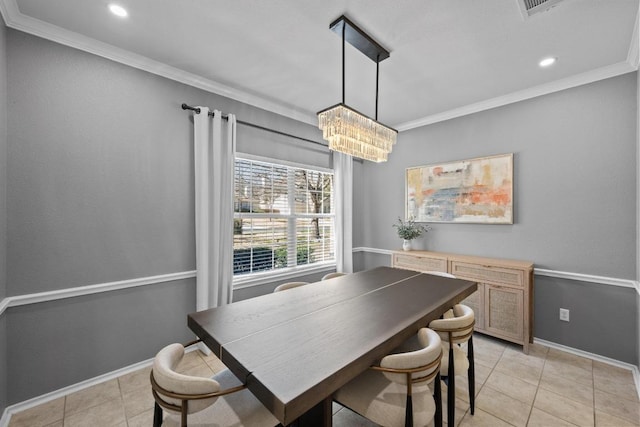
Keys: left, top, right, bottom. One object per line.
{"left": 7, "top": 279, "right": 195, "bottom": 404}
{"left": 637, "top": 68, "right": 640, "bottom": 374}
{"left": 3, "top": 20, "right": 638, "bottom": 410}
{"left": 5, "top": 29, "right": 327, "bottom": 405}
{"left": 354, "top": 73, "right": 639, "bottom": 364}
{"left": 535, "top": 276, "right": 636, "bottom": 360}
{"left": 0, "top": 315, "right": 6, "bottom": 415}
{"left": 0, "top": 13, "right": 8, "bottom": 415}
{"left": 0, "top": 5, "right": 6, "bottom": 302}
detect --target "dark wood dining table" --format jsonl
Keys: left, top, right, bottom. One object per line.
{"left": 188, "top": 266, "right": 477, "bottom": 426}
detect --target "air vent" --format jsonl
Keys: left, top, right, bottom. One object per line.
{"left": 518, "top": 0, "right": 565, "bottom": 18}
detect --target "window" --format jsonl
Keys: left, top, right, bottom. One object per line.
{"left": 233, "top": 156, "right": 335, "bottom": 278}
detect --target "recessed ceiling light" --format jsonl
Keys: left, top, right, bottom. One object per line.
{"left": 539, "top": 57, "right": 557, "bottom": 68}
{"left": 108, "top": 4, "right": 128, "bottom": 18}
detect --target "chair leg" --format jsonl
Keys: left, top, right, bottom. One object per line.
{"left": 181, "top": 400, "right": 188, "bottom": 427}
{"left": 405, "top": 394, "right": 413, "bottom": 427}
{"left": 447, "top": 344, "right": 455, "bottom": 427}
{"left": 468, "top": 336, "right": 475, "bottom": 415}
{"left": 153, "top": 402, "right": 162, "bottom": 427}
{"left": 434, "top": 372, "right": 443, "bottom": 427}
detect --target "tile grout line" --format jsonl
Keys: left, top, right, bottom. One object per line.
{"left": 8, "top": 336, "right": 636, "bottom": 427}
{"left": 62, "top": 396, "right": 67, "bottom": 427}
{"left": 525, "top": 354, "right": 545, "bottom": 427}
{"left": 526, "top": 351, "right": 583, "bottom": 427}
{"left": 117, "top": 374, "right": 128, "bottom": 427}
{"left": 592, "top": 364, "right": 596, "bottom": 427}
{"left": 472, "top": 344, "right": 521, "bottom": 427}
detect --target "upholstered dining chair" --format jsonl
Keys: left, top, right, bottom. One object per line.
{"left": 150, "top": 340, "right": 279, "bottom": 427}
{"left": 334, "top": 328, "right": 443, "bottom": 427}
{"left": 423, "top": 271, "right": 456, "bottom": 278}
{"left": 273, "top": 281, "right": 308, "bottom": 292}
{"left": 428, "top": 304, "right": 475, "bottom": 427}
{"left": 321, "top": 272, "right": 347, "bottom": 280}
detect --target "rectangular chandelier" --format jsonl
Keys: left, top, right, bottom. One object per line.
{"left": 318, "top": 103, "right": 397, "bottom": 163}
{"left": 318, "top": 16, "right": 397, "bottom": 163}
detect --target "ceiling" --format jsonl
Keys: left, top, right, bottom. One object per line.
{"left": 1, "top": 0, "right": 638, "bottom": 131}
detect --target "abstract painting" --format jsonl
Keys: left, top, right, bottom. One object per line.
{"left": 406, "top": 153, "right": 513, "bottom": 224}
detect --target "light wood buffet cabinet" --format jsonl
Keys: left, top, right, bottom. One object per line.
{"left": 392, "top": 250, "right": 534, "bottom": 353}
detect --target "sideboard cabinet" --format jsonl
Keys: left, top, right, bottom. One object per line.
{"left": 391, "top": 251, "right": 534, "bottom": 353}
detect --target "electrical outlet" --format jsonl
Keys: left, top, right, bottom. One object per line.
{"left": 559, "top": 308, "right": 570, "bottom": 322}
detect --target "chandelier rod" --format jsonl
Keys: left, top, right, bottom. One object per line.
{"left": 375, "top": 54, "right": 380, "bottom": 121}
{"left": 329, "top": 15, "right": 390, "bottom": 119}
{"left": 342, "top": 21, "right": 346, "bottom": 105}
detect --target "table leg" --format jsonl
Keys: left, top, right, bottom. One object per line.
{"left": 294, "top": 397, "right": 332, "bottom": 427}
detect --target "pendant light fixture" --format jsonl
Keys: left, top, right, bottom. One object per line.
{"left": 317, "top": 15, "right": 397, "bottom": 163}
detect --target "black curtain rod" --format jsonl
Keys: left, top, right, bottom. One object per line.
{"left": 181, "top": 103, "right": 327, "bottom": 149}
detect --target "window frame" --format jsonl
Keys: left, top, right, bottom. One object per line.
{"left": 232, "top": 153, "right": 336, "bottom": 288}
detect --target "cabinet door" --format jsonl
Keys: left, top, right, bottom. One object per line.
{"left": 461, "top": 283, "right": 485, "bottom": 332}
{"left": 484, "top": 285, "right": 524, "bottom": 343}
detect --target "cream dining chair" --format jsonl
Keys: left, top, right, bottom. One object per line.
{"left": 150, "top": 340, "right": 279, "bottom": 427}
{"left": 321, "top": 272, "right": 347, "bottom": 280}
{"left": 428, "top": 304, "right": 475, "bottom": 427}
{"left": 334, "top": 328, "right": 443, "bottom": 427}
{"left": 272, "top": 281, "right": 308, "bottom": 292}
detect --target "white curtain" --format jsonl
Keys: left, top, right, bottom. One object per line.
{"left": 194, "top": 107, "right": 236, "bottom": 318}
{"left": 334, "top": 152, "right": 353, "bottom": 273}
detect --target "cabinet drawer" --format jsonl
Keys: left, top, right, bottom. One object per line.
{"left": 450, "top": 261, "right": 525, "bottom": 288}
{"left": 393, "top": 253, "right": 447, "bottom": 273}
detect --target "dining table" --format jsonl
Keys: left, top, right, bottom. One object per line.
{"left": 188, "top": 266, "right": 477, "bottom": 426}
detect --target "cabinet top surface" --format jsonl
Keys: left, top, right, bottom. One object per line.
{"left": 393, "top": 250, "right": 534, "bottom": 270}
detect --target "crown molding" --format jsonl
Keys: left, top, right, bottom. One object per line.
{"left": 0, "top": 0, "right": 638, "bottom": 133}
{"left": 396, "top": 60, "right": 637, "bottom": 131}
{"left": 0, "top": 0, "right": 18, "bottom": 25}
{"left": 0, "top": 0, "right": 317, "bottom": 126}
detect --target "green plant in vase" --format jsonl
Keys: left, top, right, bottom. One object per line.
{"left": 393, "top": 217, "right": 431, "bottom": 251}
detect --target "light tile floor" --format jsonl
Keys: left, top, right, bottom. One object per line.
{"left": 7, "top": 333, "right": 640, "bottom": 427}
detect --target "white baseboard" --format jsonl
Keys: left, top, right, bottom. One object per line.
{"left": 534, "top": 338, "right": 640, "bottom": 400}
{"left": 0, "top": 357, "right": 152, "bottom": 427}
{"left": 0, "top": 345, "right": 200, "bottom": 427}
{"left": 1, "top": 338, "right": 637, "bottom": 427}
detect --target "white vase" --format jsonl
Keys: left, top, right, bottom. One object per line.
{"left": 402, "top": 239, "right": 412, "bottom": 251}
